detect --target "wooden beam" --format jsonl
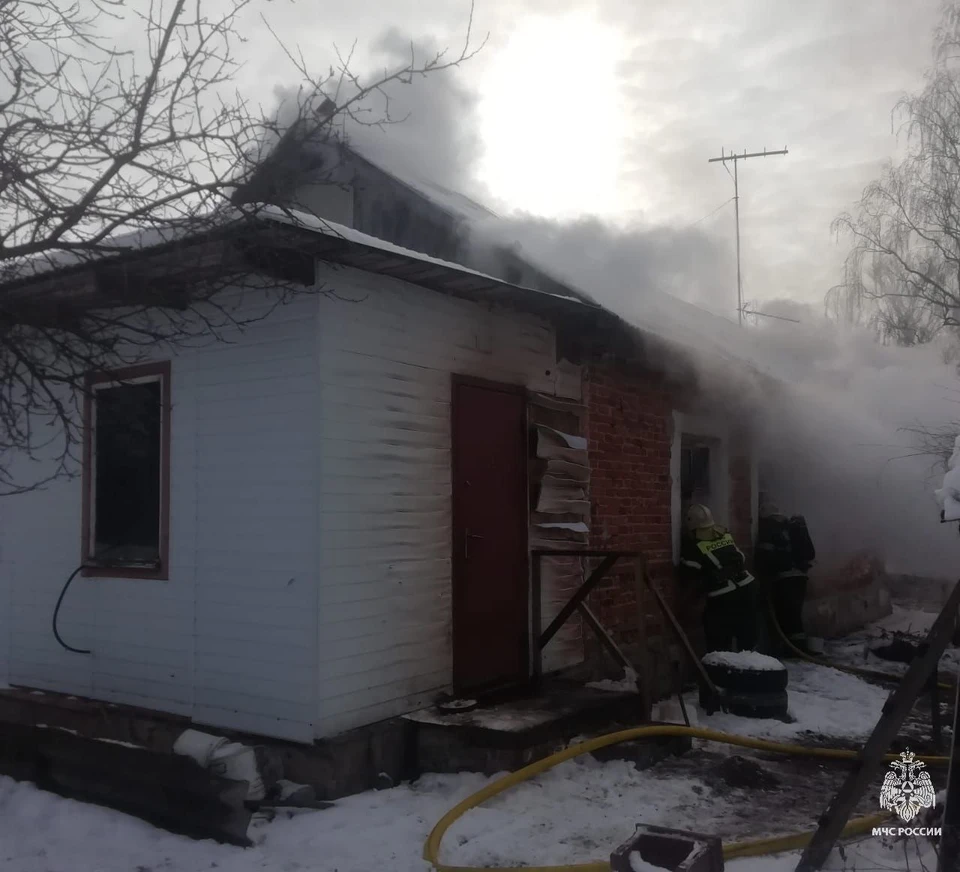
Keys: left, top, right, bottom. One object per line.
{"left": 577, "top": 601, "right": 634, "bottom": 675}
{"left": 531, "top": 555, "right": 543, "bottom": 684}
{"left": 797, "top": 579, "right": 960, "bottom": 872}
{"left": 641, "top": 568, "right": 722, "bottom": 705}
{"left": 939, "top": 678, "right": 960, "bottom": 870}
{"left": 539, "top": 555, "right": 618, "bottom": 651}
{"left": 634, "top": 558, "right": 653, "bottom": 718}
{"left": 532, "top": 549, "right": 638, "bottom": 558}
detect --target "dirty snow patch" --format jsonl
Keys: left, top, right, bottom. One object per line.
{"left": 936, "top": 436, "right": 960, "bottom": 521}
{"left": 587, "top": 667, "right": 639, "bottom": 693}
{"left": 702, "top": 651, "right": 785, "bottom": 671}
{"left": 404, "top": 706, "right": 558, "bottom": 732}
{"left": 629, "top": 852, "right": 670, "bottom": 871}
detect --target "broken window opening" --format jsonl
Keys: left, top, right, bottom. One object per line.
{"left": 83, "top": 362, "right": 170, "bottom": 576}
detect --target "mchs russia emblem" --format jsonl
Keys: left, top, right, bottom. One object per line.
{"left": 880, "top": 750, "right": 937, "bottom": 823}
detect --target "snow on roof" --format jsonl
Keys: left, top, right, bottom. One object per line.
{"left": 253, "top": 111, "right": 772, "bottom": 372}
{"left": 4, "top": 222, "right": 211, "bottom": 282}
{"left": 256, "top": 204, "right": 595, "bottom": 309}
{"left": 322, "top": 139, "right": 598, "bottom": 305}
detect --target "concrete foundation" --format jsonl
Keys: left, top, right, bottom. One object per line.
{"left": 0, "top": 680, "right": 666, "bottom": 803}
{"left": 404, "top": 682, "right": 651, "bottom": 776}
{"left": 0, "top": 686, "right": 411, "bottom": 801}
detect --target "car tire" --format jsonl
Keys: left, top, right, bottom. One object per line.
{"left": 699, "top": 687, "right": 790, "bottom": 720}
{"left": 702, "top": 658, "right": 789, "bottom": 694}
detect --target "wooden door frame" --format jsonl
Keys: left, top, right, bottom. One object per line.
{"left": 450, "top": 374, "right": 531, "bottom": 694}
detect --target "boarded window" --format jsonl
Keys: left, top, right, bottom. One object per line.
{"left": 83, "top": 362, "right": 170, "bottom": 577}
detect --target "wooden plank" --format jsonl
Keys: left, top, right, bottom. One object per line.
{"left": 532, "top": 550, "right": 638, "bottom": 558}
{"left": 634, "top": 559, "right": 652, "bottom": 719}
{"left": 577, "top": 602, "right": 634, "bottom": 675}
{"left": 539, "top": 556, "right": 618, "bottom": 650}
{"left": 797, "top": 579, "right": 960, "bottom": 872}
{"left": 939, "top": 678, "right": 960, "bottom": 870}
{"left": 532, "top": 556, "right": 543, "bottom": 682}
{"left": 527, "top": 393, "right": 586, "bottom": 415}
{"left": 641, "top": 567, "right": 721, "bottom": 705}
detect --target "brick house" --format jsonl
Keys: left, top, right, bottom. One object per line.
{"left": 0, "top": 135, "right": 766, "bottom": 748}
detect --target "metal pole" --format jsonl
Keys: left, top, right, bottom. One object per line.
{"left": 707, "top": 147, "right": 787, "bottom": 327}
{"left": 939, "top": 627, "right": 960, "bottom": 871}
{"left": 734, "top": 158, "right": 741, "bottom": 327}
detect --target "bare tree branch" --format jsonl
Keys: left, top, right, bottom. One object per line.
{"left": 830, "top": 3, "right": 960, "bottom": 346}
{"left": 0, "top": 0, "right": 483, "bottom": 494}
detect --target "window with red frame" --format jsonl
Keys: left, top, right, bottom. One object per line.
{"left": 82, "top": 361, "right": 170, "bottom": 578}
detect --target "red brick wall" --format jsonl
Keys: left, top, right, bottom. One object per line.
{"left": 582, "top": 360, "right": 754, "bottom": 662}
{"left": 582, "top": 362, "right": 677, "bottom": 649}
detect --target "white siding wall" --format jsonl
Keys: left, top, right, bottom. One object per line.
{"left": 0, "top": 290, "right": 319, "bottom": 741}
{"left": 0, "top": 263, "right": 583, "bottom": 742}
{"left": 314, "top": 264, "right": 579, "bottom": 737}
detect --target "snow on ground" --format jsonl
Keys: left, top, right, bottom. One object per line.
{"left": 699, "top": 661, "right": 891, "bottom": 743}
{"left": 0, "top": 609, "right": 946, "bottom": 872}
{"left": 825, "top": 604, "right": 960, "bottom": 677}
{"left": 587, "top": 666, "right": 639, "bottom": 693}
{"left": 0, "top": 763, "right": 720, "bottom": 872}
{"left": 732, "top": 835, "right": 939, "bottom": 871}
{"left": 0, "top": 662, "right": 909, "bottom": 872}
{"left": 0, "top": 759, "right": 896, "bottom": 872}
{"left": 0, "top": 757, "right": 938, "bottom": 872}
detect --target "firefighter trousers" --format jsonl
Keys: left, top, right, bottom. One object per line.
{"left": 771, "top": 574, "right": 808, "bottom": 652}
{"left": 703, "top": 582, "right": 758, "bottom": 652}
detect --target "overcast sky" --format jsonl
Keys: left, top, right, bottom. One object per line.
{"left": 229, "top": 0, "right": 943, "bottom": 317}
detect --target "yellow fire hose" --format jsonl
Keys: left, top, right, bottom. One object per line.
{"left": 423, "top": 725, "right": 949, "bottom": 872}
{"left": 766, "top": 601, "right": 956, "bottom": 692}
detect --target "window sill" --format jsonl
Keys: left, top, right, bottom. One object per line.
{"left": 81, "top": 564, "right": 168, "bottom": 581}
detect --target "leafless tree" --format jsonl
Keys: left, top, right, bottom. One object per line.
{"left": 0, "top": 0, "right": 481, "bottom": 493}
{"left": 832, "top": 1, "right": 960, "bottom": 346}
{"left": 825, "top": 257, "right": 948, "bottom": 347}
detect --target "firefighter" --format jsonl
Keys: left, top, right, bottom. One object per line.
{"left": 755, "top": 503, "right": 816, "bottom": 655}
{"left": 679, "top": 503, "right": 758, "bottom": 652}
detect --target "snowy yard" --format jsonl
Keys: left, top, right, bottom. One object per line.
{"left": 0, "top": 606, "right": 950, "bottom": 872}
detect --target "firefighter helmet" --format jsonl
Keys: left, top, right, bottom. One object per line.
{"left": 760, "top": 502, "right": 787, "bottom": 520}
{"left": 685, "top": 503, "right": 715, "bottom": 532}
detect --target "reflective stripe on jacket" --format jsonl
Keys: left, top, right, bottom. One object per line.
{"left": 679, "top": 526, "right": 754, "bottom": 598}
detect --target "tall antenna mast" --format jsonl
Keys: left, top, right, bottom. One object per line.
{"left": 708, "top": 147, "right": 788, "bottom": 325}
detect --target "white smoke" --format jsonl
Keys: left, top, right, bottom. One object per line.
{"left": 472, "top": 213, "right": 960, "bottom": 575}
{"left": 272, "top": 34, "right": 960, "bottom": 578}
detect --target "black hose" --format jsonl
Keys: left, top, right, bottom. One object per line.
{"left": 52, "top": 564, "right": 90, "bottom": 655}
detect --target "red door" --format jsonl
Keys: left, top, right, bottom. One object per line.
{"left": 451, "top": 377, "right": 529, "bottom": 693}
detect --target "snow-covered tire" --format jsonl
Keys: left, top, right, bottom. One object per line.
{"left": 699, "top": 687, "right": 789, "bottom": 720}
{"left": 701, "top": 652, "right": 788, "bottom": 694}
